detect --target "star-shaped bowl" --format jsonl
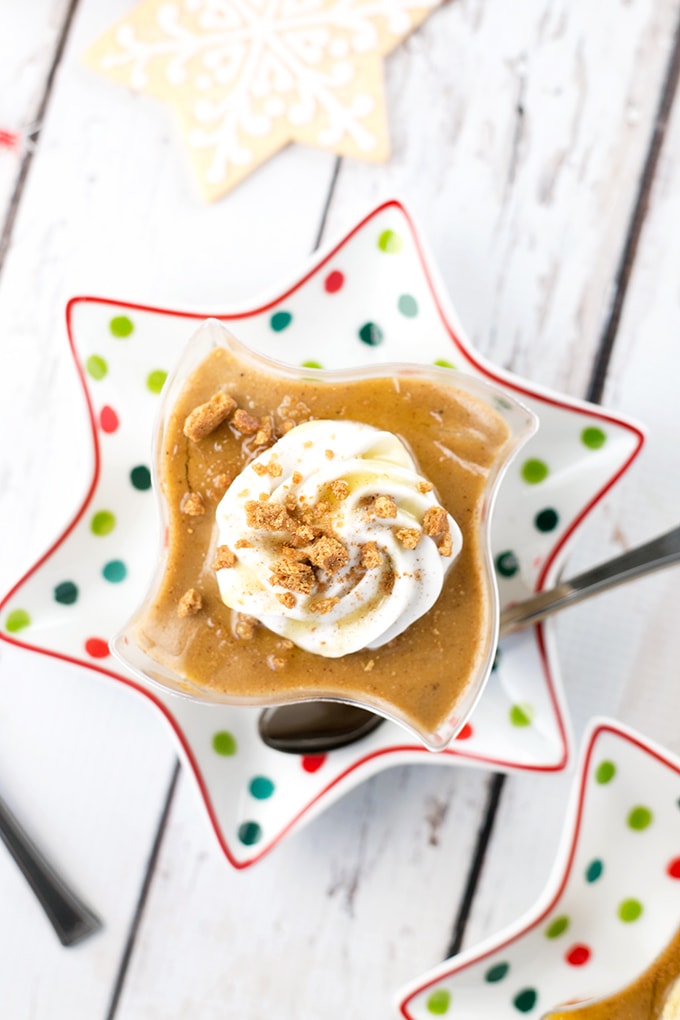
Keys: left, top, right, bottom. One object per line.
{"left": 397, "top": 717, "right": 680, "bottom": 1018}
{"left": 0, "top": 200, "right": 643, "bottom": 866}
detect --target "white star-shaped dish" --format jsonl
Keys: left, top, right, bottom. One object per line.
{"left": 0, "top": 201, "right": 643, "bottom": 867}
{"left": 397, "top": 718, "right": 680, "bottom": 1018}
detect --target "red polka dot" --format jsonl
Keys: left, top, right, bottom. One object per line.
{"left": 324, "top": 270, "right": 344, "bottom": 293}
{"left": 100, "top": 405, "right": 119, "bottom": 433}
{"left": 85, "top": 637, "right": 110, "bottom": 659}
{"left": 302, "top": 754, "right": 326, "bottom": 773}
{"left": 456, "top": 723, "right": 473, "bottom": 740}
{"left": 667, "top": 856, "right": 680, "bottom": 879}
{"left": 566, "top": 944, "right": 591, "bottom": 966}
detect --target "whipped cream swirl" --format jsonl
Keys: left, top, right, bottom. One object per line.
{"left": 214, "top": 420, "right": 462, "bottom": 657}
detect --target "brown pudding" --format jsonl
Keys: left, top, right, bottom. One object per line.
{"left": 134, "top": 341, "right": 512, "bottom": 739}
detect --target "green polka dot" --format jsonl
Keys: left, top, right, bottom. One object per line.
{"left": 398, "top": 293, "right": 418, "bottom": 317}
{"left": 510, "top": 703, "right": 534, "bottom": 727}
{"left": 238, "top": 820, "right": 262, "bottom": 846}
{"left": 534, "top": 508, "right": 559, "bottom": 532}
{"left": 496, "top": 550, "right": 520, "bottom": 577}
{"left": 270, "top": 310, "right": 292, "bottom": 332}
{"left": 86, "top": 354, "right": 108, "bottom": 380}
{"left": 521, "top": 458, "right": 549, "bottom": 484}
{"left": 103, "top": 560, "right": 127, "bottom": 583}
{"left": 618, "top": 898, "right": 643, "bottom": 922}
{"left": 628, "top": 805, "right": 653, "bottom": 830}
{"left": 426, "top": 989, "right": 451, "bottom": 1015}
{"left": 586, "top": 858, "right": 604, "bottom": 883}
{"left": 147, "top": 369, "right": 167, "bottom": 394}
{"left": 582, "top": 426, "right": 607, "bottom": 450}
{"left": 109, "top": 315, "right": 134, "bottom": 338}
{"left": 301, "top": 360, "right": 323, "bottom": 369}
{"left": 90, "top": 510, "right": 116, "bottom": 536}
{"left": 545, "top": 915, "right": 570, "bottom": 939}
{"left": 485, "top": 962, "right": 509, "bottom": 982}
{"left": 513, "top": 988, "right": 538, "bottom": 1013}
{"left": 595, "top": 760, "right": 616, "bottom": 784}
{"left": 249, "top": 776, "right": 275, "bottom": 800}
{"left": 212, "top": 731, "right": 237, "bottom": 756}
{"left": 54, "top": 581, "right": 78, "bottom": 605}
{"left": 5, "top": 609, "right": 30, "bottom": 633}
{"left": 434, "top": 358, "right": 456, "bottom": 369}
{"left": 377, "top": 229, "right": 402, "bottom": 253}
{"left": 130, "top": 465, "right": 152, "bottom": 491}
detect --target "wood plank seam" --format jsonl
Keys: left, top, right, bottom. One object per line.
{"left": 0, "top": 0, "right": 81, "bottom": 275}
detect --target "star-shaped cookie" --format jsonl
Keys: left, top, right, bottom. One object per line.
{"left": 84, "top": 0, "right": 442, "bottom": 200}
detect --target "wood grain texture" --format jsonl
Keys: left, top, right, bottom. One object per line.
{"left": 1, "top": 0, "right": 679, "bottom": 1016}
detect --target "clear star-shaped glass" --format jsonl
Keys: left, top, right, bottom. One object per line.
{"left": 0, "top": 200, "right": 644, "bottom": 866}
{"left": 397, "top": 718, "right": 680, "bottom": 1019}
{"left": 110, "top": 318, "right": 537, "bottom": 751}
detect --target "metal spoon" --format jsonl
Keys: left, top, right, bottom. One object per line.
{"left": 259, "top": 524, "right": 680, "bottom": 754}
{"left": 0, "top": 792, "right": 102, "bottom": 946}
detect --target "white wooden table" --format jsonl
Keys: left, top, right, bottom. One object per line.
{"left": 1, "top": 1, "right": 680, "bottom": 1016}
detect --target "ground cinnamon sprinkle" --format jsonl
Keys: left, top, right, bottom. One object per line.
{"left": 177, "top": 588, "right": 202, "bottom": 617}
{"left": 183, "top": 390, "right": 236, "bottom": 441}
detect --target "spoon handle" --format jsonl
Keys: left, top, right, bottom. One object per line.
{"left": 0, "top": 793, "right": 102, "bottom": 946}
{"left": 499, "top": 524, "right": 680, "bottom": 637}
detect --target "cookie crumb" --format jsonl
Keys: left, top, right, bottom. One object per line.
{"left": 177, "top": 588, "right": 202, "bottom": 617}
{"left": 277, "top": 591, "right": 297, "bottom": 609}
{"left": 181, "top": 491, "right": 206, "bottom": 516}
{"left": 417, "top": 480, "right": 434, "bottom": 494}
{"left": 232, "top": 408, "right": 260, "bottom": 435}
{"left": 270, "top": 557, "right": 316, "bottom": 594}
{"left": 213, "top": 545, "right": 236, "bottom": 569}
{"left": 183, "top": 391, "right": 236, "bottom": 441}
{"left": 329, "top": 479, "right": 350, "bottom": 501}
{"left": 438, "top": 532, "right": 453, "bottom": 557}
{"left": 310, "top": 596, "right": 339, "bottom": 615}
{"left": 234, "top": 613, "right": 258, "bottom": 640}
{"left": 306, "top": 535, "right": 349, "bottom": 574}
{"left": 373, "top": 494, "right": 397, "bottom": 519}
{"left": 267, "top": 655, "right": 286, "bottom": 671}
{"left": 245, "top": 500, "right": 292, "bottom": 531}
{"left": 363, "top": 659, "right": 375, "bottom": 672}
{"left": 395, "top": 527, "right": 421, "bottom": 549}
{"left": 360, "top": 542, "right": 383, "bottom": 569}
{"left": 423, "top": 505, "right": 449, "bottom": 536}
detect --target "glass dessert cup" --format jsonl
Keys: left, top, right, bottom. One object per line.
{"left": 111, "top": 319, "right": 537, "bottom": 751}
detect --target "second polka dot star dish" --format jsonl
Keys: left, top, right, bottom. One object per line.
{"left": 0, "top": 201, "right": 644, "bottom": 867}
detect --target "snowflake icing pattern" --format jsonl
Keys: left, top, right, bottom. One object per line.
{"left": 84, "top": 0, "right": 442, "bottom": 199}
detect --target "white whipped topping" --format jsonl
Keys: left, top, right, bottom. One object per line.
{"left": 214, "top": 420, "right": 461, "bottom": 657}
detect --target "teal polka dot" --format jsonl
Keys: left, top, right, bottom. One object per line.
{"left": 595, "top": 760, "right": 616, "bottom": 784}
{"left": 398, "top": 293, "right": 418, "bottom": 317}
{"left": 110, "top": 315, "right": 134, "bottom": 338}
{"left": 628, "top": 805, "right": 653, "bottom": 830}
{"left": 513, "top": 989, "right": 537, "bottom": 1013}
{"left": 249, "top": 776, "right": 275, "bottom": 800}
{"left": 270, "top": 311, "right": 292, "bottom": 332}
{"left": 534, "top": 508, "right": 559, "bottom": 532}
{"left": 238, "top": 820, "right": 262, "bottom": 846}
{"left": 521, "top": 459, "right": 549, "bottom": 484}
{"left": 510, "top": 703, "right": 534, "bottom": 727}
{"left": 212, "top": 731, "right": 237, "bottom": 756}
{"left": 358, "top": 322, "right": 383, "bottom": 346}
{"left": 582, "top": 426, "right": 607, "bottom": 449}
{"left": 130, "top": 465, "right": 151, "bottom": 491}
{"left": 618, "top": 899, "right": 643, "bottom": 922}
{"left": 545, "top": 915, "right": 569, "bottom": 938}
{"left": 485, "top": 962, "right": 509, "bottom": 982}
{"left": 54, "top": 581, "right": 78, "bottom": 605}
{"left": 103, "top": 560, "right": 127, "bottom": 583}
{"left": 86, "top": 354, "right": 108, "bottom": 380}
{"left": 91, "top": 510, "right": 116, "bottom": 536}
{"left": 426, "top": 989, "right": 450, "bottom": 1014}
{"left": 5, "top": 609, "right": 30, "bottom": 633}
{"left": 147, "top": 370, "right": 167, "bottom": 394}
{"left": 496, "top": 550, "right": 519, "bottom": 577}
{"left": 586, "top": 859, "right": 604, "bottom": 883}
{"left": 377, "top": 229, "right": 402, "bottom": 253}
